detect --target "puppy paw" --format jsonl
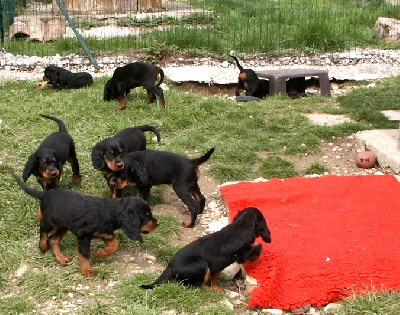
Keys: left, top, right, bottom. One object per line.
{"left": 181, "top": 219, "right": 194, "bottom": 228}
{"left": 210, "top": 285, "right": 224, "bottom": 293}
{"left": 81, "top": 267, "right": 96, "bottom": 277}
{"left": 39, "top": 241, "right": 49, "bottom": 253}
{"left": 72, "top": 174, "right": 82, "bottom": 184}
{"left": 36, "top": 81, "right": 49, "bottom": 89}
{"left": 55, "top": 254, "right": 72, "bottom": 265}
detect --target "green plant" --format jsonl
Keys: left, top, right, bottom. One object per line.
{"left": 304, "top": 162, "right": 329, "bottom": 175}
{"left": 4, "top": 0, "right": 400, "bottom": 57}
{"left": 259, "top": 155, "right": 299, "bottom": 179}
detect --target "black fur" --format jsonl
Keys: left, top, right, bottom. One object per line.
{"left": 109, "top": 148, "right": 215, "bottom": 227}
{"left": 40, "top": 65, "right": 93, "bottom": 89}
{"left": 103, "top": 62, "right": 166, "bottom": 109}
{"left": 140, "top": 207, "right": 271, "bottom": 291}
{"left": 91, "top": 125, "right": 162, "bottom": 196}
{"left": 22, "top": 114, "right": 81, "bottom": 190}
{"left": 12, "top": 173, "right": 159, "bottom": 277}
{"left": 230, "top": 55, "right": 269, "bottom": 99}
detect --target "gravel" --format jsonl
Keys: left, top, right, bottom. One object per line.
{"left": 1, "top": 48, "right": 400, "bottom": 83}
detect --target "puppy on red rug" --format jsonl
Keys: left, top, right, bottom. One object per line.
{"left": 220, "top": 175, "right": 400, "bottom": 310}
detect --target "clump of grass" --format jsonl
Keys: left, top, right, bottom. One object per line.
{"left": 330, "top": 290, "right": 400, "bottom": 315}
{"left": 117, "top": 274, "right": 225, "bottom": 314}
{"left": 304, "top": 162, "right": 329, "bottom": 175}
{"left": 259, "top": 155, "right": 299, "bottom": 179}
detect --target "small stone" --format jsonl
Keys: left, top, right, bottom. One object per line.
{"left": 261, "top": 309, "right": 283, "bottom": 315}
{"left": 324, "top": 303, "right": 341, "bottom": 312}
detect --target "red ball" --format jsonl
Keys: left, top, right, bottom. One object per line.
{"left": 356, "top": 151, "right": 376, "bottom": 169}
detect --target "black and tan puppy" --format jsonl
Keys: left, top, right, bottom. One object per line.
{"left": 230, "top": 55, "right": 269, "bottom": 99}
{"left": 13, "top": 173, "right": 159, "bottom": 277}
{"left": 91, "top": 125, "right": 162, "bottom": 196}
{"left": 103, "top": 62, "right": 166, "bottom": 110}
{"left": 23, "top": 114, "right": 81, "bottom": 191}
{"left": 109, "top": 148, "right": 215, "bottom": 227}
{"left": 141, "top": 207, "right": 271, "bottom": 291}
{"left": 37, "top": 65, "right": 93, "bottom": 90}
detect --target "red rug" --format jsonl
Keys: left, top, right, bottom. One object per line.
{"left": 220, "top": 175, "right": 400, "bottom": 310}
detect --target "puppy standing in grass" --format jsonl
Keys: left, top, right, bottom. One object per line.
{"left": 13, "top": 173, "right": 159, "bottom": 277}
{"left": 141, "top": 207, "right": 271, "bottom": 291}
{"left": 103, "top": 62, "right": 166, "bottom": 110}
{"left": 91, "top": 125, "right": 162, "bottom": 196}
{"left": 109, "top": 148, "right": 215, "bottom": 227}
{"left": 23, "top": 114, "right": 81, "bottom": 191}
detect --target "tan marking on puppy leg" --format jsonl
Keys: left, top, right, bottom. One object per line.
{"left": 93, "top": 236, "right": 120, "bottom": 258}
{"left": 39, "top": 232, "right": 49, "bottom": 252}
{"left": 37, "top": 205, "right": 43, "bottom": 221}
{"left": 49, "top": 232, "right": 71, "bottom": 265}
{"left": 201, "top": 268, "right": 212, "bottom": 289}
{"left": 117, "top": 96, "right": 127, "bottom": 110}
{"left": 78, "top": 253, "right": 96, "bottom": 277}
{"left": 209, "top": 272, "right": 224, "bottom": 292}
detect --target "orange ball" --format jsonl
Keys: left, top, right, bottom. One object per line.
{"left": 356, "top": 151, "right": 376, "bottom": 169}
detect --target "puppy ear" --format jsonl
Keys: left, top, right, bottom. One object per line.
{"left": 258, "top": 218, "right": 272, "bottom": 243}
{"left": 91, "top": 142, "right": 105, "bottom": 170}
{"left": 118, "top": 139, "right": 125, "bottom": 153}
{"left": 131, "top": 161, "right": 148, "bottom": 185}
{"left": 22, "top": 153, "right": 37, "bottom": 181}
{"left": 56, "top": 157, "right": 64, "bottom": 173}
{"left": 120, "top": 208, "right": 144, "bottom": 243}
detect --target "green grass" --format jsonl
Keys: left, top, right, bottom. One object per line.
{"left": 3, "top": 0, "right": 400, "bottom": 57}
{"left": 0, "top": 75, "right": 400, "bottom": 314}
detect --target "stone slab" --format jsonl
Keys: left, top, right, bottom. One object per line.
{"left": 356, "top": 129, "right": 400, "bottom": 174}
{"left": 382, "top": 110, "right": 400, "bottom": 121}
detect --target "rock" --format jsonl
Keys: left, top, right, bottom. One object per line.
{"left": 221, "top": 262, "right": 241, "bottom": 279}
{"left": 261, "top": 309, "right": 283, "bottom": 315}
{"left": 324, "top": 303, "right": 341, "bottom": 312}
{"left": 375, "top": 17, "right": 400, "bottom": 42}
{"left": 207, "top": 217, "right": 229, "bottom": 232}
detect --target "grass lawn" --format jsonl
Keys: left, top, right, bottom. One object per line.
{"left": 0, "top": 75, "right": 400, "bottom": 314}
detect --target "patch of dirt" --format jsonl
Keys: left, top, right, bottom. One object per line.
{"left": 286, "top": 135, "right": 393, "bottom": 176}
{"left": 173, "top": 82, "right": 237, "bottom": 98}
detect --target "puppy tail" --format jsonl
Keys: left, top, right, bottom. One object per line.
{"left": 156, "top": 67, "right": 164, "bottom": 87}
{"left": 229, "top": 55, "right": 244, "bottom": 72}
{"left": 39, "top": 114, "right": 67, "bottom": 133}
{"left": 140, "top": 267, "right": 173, "bottom": 290}
{"left": 136, "top": 125, "right": 162, "bottom": 143}
{"left": 191, "top": 147, "right": 215, "bottom": 166}
{"left": 11, "top": 172, "right": 45, "bottom": 200}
